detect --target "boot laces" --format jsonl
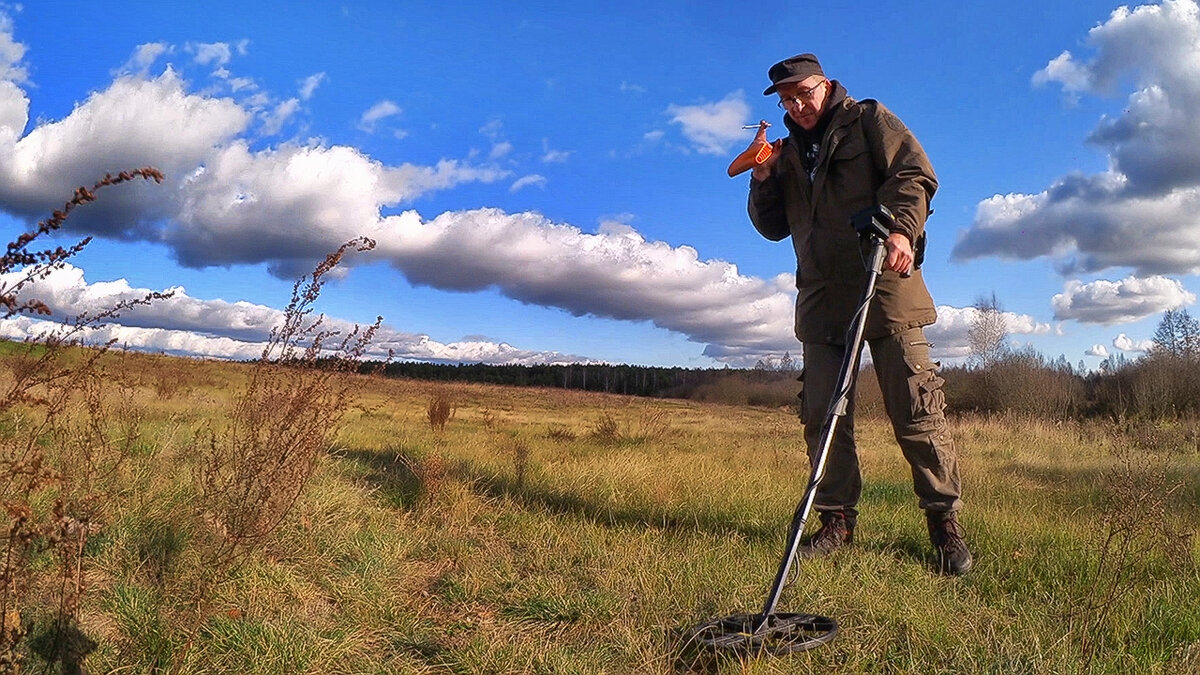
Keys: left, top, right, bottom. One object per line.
{"left": 932, "top": 518, "right": 967, "bottom": 554}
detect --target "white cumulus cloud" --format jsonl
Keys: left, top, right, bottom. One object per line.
{"left": 0, "top": 13, "right": 25, "bottom": 83}
{"left": 0, "top": 68, "right": 251, "bottom": 234}
{"left": 0, "top": 55, "right": 510, "bottom": 277}
{"left": 260, "top": 98, "right": 300, "bottom": 136}
{"left": 1052, "top": 275, "right": 1195, "bottom": 324}
{"left": 667, "top": 91, "right": 751, "bottom": 155}
{"left": 955, "top": 0, "right": 1200, "bottom": 278}
{"left": 1114, "top": 332, "right": 1156, "bottom": 353}
{"left": 299, "top": 72, "right": 326, "bottom": 100}
{"left": 358, "top": 99, "right": 401, "bottom": 133}
{"left": 188, "top": 40, "right": 248, "bottom": 67}
{"left": 0, "top": 264, "right": 590, "bottom": 365}
{"left": 370, "top": 207, "right": 798, "bottom": 364}
{"left": 541, "top": 139, "right": 571, "bottom": 163}
{"left": 120, "top": 42, "right": 170, "bottom": 75}
{"left": 510, "top": 174, "right": 546, "bottom": 192}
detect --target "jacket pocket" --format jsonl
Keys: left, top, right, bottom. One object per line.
{"left": 830, "top": 133, "right": 868, "bottom": 162}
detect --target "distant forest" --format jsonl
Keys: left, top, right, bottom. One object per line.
{"left": 360, "top": 360, "right": 782, "bottom": 399}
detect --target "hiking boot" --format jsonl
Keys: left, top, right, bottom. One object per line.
{"left": 797, "top": 510, "right": 854, "bottom": 560}
{"left": 927, "top": 511, "right": 973, "bottom": 575}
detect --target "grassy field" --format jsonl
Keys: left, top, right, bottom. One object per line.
{"left": 5, "top": 350, "right": 1200, "bottom": 674}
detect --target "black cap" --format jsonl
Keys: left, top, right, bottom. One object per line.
{"left": 763, "top": 53, "right": 825, "bottom": 95}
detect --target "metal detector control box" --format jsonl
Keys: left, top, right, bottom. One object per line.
{"left": 851, "top": 204, "right": 895, "bottom": 242}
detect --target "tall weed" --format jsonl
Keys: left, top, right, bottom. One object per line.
{"left": 0, "top": 169, "right": 165, "bottom": 672}
{"left": 426, "top": 388, "right": 455, "bottom": 432}
{"left": 196, "top": 237, "right": 379, "bottom": 569}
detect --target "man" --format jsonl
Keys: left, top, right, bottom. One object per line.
{"left": 747, "top": 53, "right": 972, "bottom": 575}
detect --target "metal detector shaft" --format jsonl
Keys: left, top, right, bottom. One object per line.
{"left": 756, "top": 233, "right": 889, "bottom": 627}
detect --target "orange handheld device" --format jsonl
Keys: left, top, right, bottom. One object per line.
{"left": 727, "top": 120, "right": 778, "bottom": 177}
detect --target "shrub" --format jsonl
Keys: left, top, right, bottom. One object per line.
{"left": 687, "top": 372, "right": 799, "bottom": 408}
{"left": 590, "top": 411, "right": 621, "bottom": 443}
{"left": 943, "top": 347, "right": 1085, "bottom": 419}
{"left": 427, "top": 389, "right": 455, "bottom": 432}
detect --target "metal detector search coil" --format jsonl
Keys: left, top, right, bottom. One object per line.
{"left": 690, "top": 612, "right": 838, "bottom": 655}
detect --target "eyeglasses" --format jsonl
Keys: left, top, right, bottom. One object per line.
{"left": 777, "top": 80, "right": 827, "bottom": 110}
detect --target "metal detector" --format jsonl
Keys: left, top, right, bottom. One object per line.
{"left": 689, "top": 205, "right": 898, "bottom": 656}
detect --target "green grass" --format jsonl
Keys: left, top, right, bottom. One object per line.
{"left": 7, "top": 354, "right": 1200, "bottom": 673}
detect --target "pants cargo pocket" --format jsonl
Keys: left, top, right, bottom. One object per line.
{"left": 902, "top": 355, "right": 951, "bottom": 468}
{"left": 904, "top": 355, "right": 946, "bottom": 423}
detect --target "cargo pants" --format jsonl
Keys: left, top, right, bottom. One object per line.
{"left": 800, "top": 326, "right": 962, "bottom": 516}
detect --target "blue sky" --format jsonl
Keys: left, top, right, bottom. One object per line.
{"left": 0, "top": 0, "right": 1197, "bottom": 368}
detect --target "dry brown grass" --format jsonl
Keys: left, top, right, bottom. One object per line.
{"left": 0, "top": 354, "right": 1189, "bottom": 673}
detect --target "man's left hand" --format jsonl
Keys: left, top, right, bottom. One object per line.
{"left": 885, "top": 232, "right": 914, "bottom": 275}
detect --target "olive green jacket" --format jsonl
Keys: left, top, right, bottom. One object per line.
{"left": 749, "top": 81, "right": 939, "bottom": 345}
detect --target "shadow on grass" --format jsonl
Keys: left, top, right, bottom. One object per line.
{"left": 447, "top": 458, "right": 784, "bottom": 541}
{"left": 860, "top": 479, "right": 919, "bottom": 507}
{"left": 28, "top": 620, "right": 98, "bottom": 675}
{"left": 859, "top": 533, "right": 934, "bottom": 571}
{"left": 337, "top": 447, "right": 426, "bottom": 510}
{"left": 336, "top": 448, "right": 950, "bottom": 571}
{"left": 1002, "top": 461, "right": 1200, "bottom": 507}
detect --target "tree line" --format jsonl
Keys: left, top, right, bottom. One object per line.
{"left": 362, "top": 360, "right": 791, "bottom": 398}
{"left": 940, "top": 302, "right": 1200, "bottom": 420}
{"left": 359, "top": 306, "right": 1200, "bottom": 421}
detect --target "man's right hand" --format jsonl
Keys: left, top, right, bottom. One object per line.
{"left": 751, "top": 144, "right": 780, "bottom": 181}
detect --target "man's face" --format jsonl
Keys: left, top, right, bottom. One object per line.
{"left": 777, "top": 76, "right": 829, "bottom": 131}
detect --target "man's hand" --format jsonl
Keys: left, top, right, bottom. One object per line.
{"left": 750, "top": 140, "right": 782, "bottom": 181}
{"left": 885, "top": 232, "right": 914, "bottom": 275}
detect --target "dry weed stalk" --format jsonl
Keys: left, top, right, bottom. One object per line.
{"left": 590, "top": 411, "right": 621, "bottom": 443}
{"left": 197, "top": 237, "right": 380, "bottom": 566}
{"left": 497, "top": 435, "right": 531, "bottom": 489}
{"left": 401, "top": 452, "right": 446, "bottom": 507}
{"left": 173, "top": 237, "right": 380, "bottom": 671}
{"left": 0, "top": 169, "right": 165, "bottom": 672}
{"left": 0, "top": 169, "right": 164, "bottom": 319}
{"left": 632, "top": 407, "right": 671, "bottom": 441}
